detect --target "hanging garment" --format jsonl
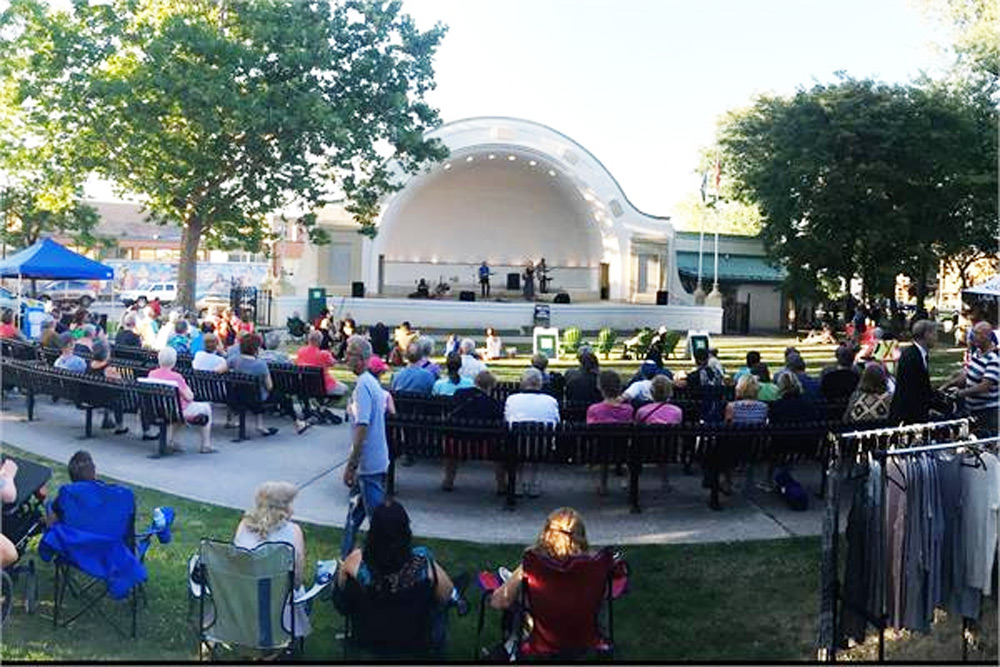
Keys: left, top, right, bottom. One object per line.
{"left": 840, "top": 471, "right": 872, "bottom": 645}
{"left": 885, "top": 459, "right": 908, "bottom": 630}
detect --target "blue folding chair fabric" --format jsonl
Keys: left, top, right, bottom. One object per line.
{"left": 38, "top": 481, "right": 147, "bottom": 600}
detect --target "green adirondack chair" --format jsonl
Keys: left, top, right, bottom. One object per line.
{"left": 596, "top": 327, "right": 616, "bottom": 360}
{"left": 561, "top": 327, "right": 582, "bottom": 357}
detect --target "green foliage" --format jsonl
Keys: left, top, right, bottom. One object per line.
{"left": 660, "top": 329, "right": 682, "bottom": 359}
{"left": 922, "top": 0, "right": 999, "bottom": 78}
{"left": 0, "top": 0, "right": 448, "bottom": 306}
{"left": 717, "top": 75, "right": 998, "bottom": 306}
{"left": 560, "top": 326, "right": 581, "bottom": 358}
{"left": 596, "top": 327, "right": 616, "bottom": 360}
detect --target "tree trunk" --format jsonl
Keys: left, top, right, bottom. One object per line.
{"left": 177, "top": 215, "right": 203, "bottom": 311}
{"left": 914, "top": 259, "right": 929, "bottom": 318}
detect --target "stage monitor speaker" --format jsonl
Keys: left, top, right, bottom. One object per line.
{"left": 459, "top": 290, "right": 475, "bottom": 302}
{"left": 506, "top": 273, "right": 521, "bottom": 291}
{"left": 553, "top": 292, "right": 571, "bottom": 304}
{"left": 351, "top": 281, "right": 365, "bottom": 298}
{"left": 656, "top": 290, "right": 669, "bottom": 306}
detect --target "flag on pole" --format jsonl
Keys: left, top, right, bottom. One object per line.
{"left": 714, "top": 158, "right": 721, "bottom": 190}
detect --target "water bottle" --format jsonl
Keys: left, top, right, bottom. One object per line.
{"left": 152, "top": 507, "right": 166, "bottom": 531}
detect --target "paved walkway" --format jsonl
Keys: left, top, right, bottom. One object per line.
{"left": 0, "top": 391, "right": 832, "bottom": 546}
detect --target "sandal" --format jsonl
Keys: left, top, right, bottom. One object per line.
{"left": 257, "top": 427, "right": 278, "bottom": 437}
{"left": 199, "top": 447, "right": 219, "bottom": 454}
{"left": 295, "top": 421, "right": 312, "bottom": 435}
{"left": 114, "top": 427, "right": 130, "bottom": 435}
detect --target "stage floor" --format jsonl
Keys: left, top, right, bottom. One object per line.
{"left": 311, "top": 295, "right": 723, "bottom": 333}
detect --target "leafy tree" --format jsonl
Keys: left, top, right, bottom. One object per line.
{"left": 921, "top": 0, "right": 999, "bottom": 78}
{"left": 0, "top": 44, "right": 102, "bottom": 251}
{"left": 1, "top": 0, "right": 448, "bottom": 308}
{"left": 717, "top": 75, "right": 997, "bottom": 312}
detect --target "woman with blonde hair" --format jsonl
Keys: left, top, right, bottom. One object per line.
{"left": 489, "top": 507, "right": 590, "bottom": 610}
{"left": 724, "top": 374, "right": 769, "bottom": 425}
{"left": 232, "top": 481, "right": 310, "bottom": 636}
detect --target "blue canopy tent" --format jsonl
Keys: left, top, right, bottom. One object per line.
{"left": 0, "top": 238, "right": 114, "bottom": 281}
{"left": 0, "top": 238, "right": 115, "bottom": 334}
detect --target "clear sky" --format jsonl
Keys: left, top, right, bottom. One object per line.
{"left": 402, "top": 0, "right": 954, "bottom": 222}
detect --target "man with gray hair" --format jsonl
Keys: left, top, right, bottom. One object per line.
{"left": 942, "top": 320, "right": 998, "bottom": 436}
{"left": 415, "top": 335, "right": 441, "bottom": 378}
{"left": 890, "top": 319, "right": 938, "bottom": 424}
{"left": 459, "top": 337, "right": 487, "bottom": 380}
{"left": 340, "top": 335, "right": 389, "bottom": 557}
{"left": 259, "top": 330, "right": 290, "bottom": 364}
{"left": 115, "top": 312, "right": 142, "bottom": 348}
{"left": 503, "top": 367, "right": 560, "bottom": 497}
{"left": 390, "top": 341, "right": 435, "bottom": 395}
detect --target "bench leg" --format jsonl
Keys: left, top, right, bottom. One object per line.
{"left": 628, "top": 463, "right": 641, "bottom": 514}
{"left": 26, "top": 390, "right": 35, "bottom": 421}
{"left": 147, "top": 423, "right": 170, "bottom": 459}
{"left": 232, "top": 411, "right": 247, "bottom": 443}
{"left": 387, "top": 460, "right": 396, "bottom": 496}
{"left": 504, "top": 462, "right": 517, "bottom": 510}
{"left": 83, "top": 408, "right": 93, "bottom": 439}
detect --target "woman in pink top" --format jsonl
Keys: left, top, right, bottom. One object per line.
{"left": 295, "top": 330, "right": 348, "bottom": 397}
{"left": 147, "top": 347, "right": 215, "bottom": 453}
{"left": 634, "top": 376, "right": 683, "bottom": 425}
{"left": 634, "top": 375, "right": 683, "bottom": 492}
{"left": 586, "top": 371, "right": 633, "bottom": 496}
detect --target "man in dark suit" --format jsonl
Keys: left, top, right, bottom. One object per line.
{"left": 889, "top": 319, "right": 938, "bottom": 424}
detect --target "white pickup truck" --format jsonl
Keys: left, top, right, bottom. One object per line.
{"left": 119, "top": 281, "right": 177, "bottom": 307}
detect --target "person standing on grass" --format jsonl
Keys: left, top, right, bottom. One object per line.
{"left": 340, "top": 335, "right": 390, "bottom": 558}
{"left": 889, "top": 319, "right": 938, "bottom": 425}
{"left": 941, "top": 321, "right": 999, "bottom": 437}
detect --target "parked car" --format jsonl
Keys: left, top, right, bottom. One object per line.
{"left": 0, "top": 286, "right": 44, "bottom": 314}
{"left": 196, "top": 290, "right": 230, "bottom": 316}
{"left": 119, "top": 281, "right": 177, "bottom": 307}
{"left": 38, "top": 280, "right": 99, "bottom": 307}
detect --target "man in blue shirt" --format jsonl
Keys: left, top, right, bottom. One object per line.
{"left": 340, "top": 336, "right": 390, "bottom": 557}
{"left": 390, "top": 343, "right": 435, "bottom": 395}
{"left": 479, "top": 261, "right": 491, "bottom": 298}
{"left": 54, "top": 332, "right": 86, "bottom": 373}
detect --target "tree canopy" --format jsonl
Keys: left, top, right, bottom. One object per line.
{"left": 1, "top": 0, "right": 448, "bottom": 307}
{"left": 717, "top": 75, "right": 997, "bottom": 309}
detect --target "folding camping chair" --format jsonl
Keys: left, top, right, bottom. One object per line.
{"left": 38, "top": 481, "right": 171, "bottom": 638}
{"left": 332, "top": 553, "right": 449, "bottom": 660}
{"left": 477, "top": 547, "right": 629, "bottom": 661}
{"left": 195, "top": 539, "right": 303, "bottom": 660}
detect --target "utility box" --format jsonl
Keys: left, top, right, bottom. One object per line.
{"left": 307, "top": 287, "right": 327, "bottom": 322}
{"left": 533, "top": 326, "right": 559, "bottom": 359}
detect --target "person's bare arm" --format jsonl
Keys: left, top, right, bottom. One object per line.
{"left": 489, "top": 566, "right": 523, "bottom": 610}
{"left": 433, "top": 561, "right": 455, "bottom": 603}
{"left": 343, "top": 424, "right": 368, "bottom": 486}
{"left": 0, "top": 459, "right": 18, "bottom": 504}
{"left": 292, "top": 522, "right": 306, "bottom": 588}
{"left": 336, "top": 549, "right": 362, "bottom": 588}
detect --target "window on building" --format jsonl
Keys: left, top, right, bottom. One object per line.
{"left": 227, "top": 251, "right": 267, "bottom": 263}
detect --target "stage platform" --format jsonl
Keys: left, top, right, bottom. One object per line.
{"left": 274, "top": 295, "right": 722, "bottom": 333}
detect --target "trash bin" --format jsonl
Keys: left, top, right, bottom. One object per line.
{"left": 307, "top": 287, "right": 327, "bottom": 323}
{"left": 23, "top": 305, "right": 45, "bottom": 339}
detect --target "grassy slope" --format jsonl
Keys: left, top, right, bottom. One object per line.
{"left": 2, "top": 444, "right": 994, "bottom": 662}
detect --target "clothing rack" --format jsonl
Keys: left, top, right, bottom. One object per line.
{"left": 819, "top": 419, "right": 988, "bottom": 662}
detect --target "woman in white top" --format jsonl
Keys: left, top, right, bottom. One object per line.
{"left": 192, "top": 333, "right": 229, "bottom": 373}
{"left": 484, "top": 327, "right": 503, "bottom": 360}
{"left": 233, "top": 481, "right": 311, "bottom": 637}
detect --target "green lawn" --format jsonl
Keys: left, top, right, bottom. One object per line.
{"left": 1, "top": 445, "right": 994, "bottom": 662}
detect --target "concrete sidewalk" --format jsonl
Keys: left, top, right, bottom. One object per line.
{"left": 0, "top": 391, "right": 831, "bottom": 546}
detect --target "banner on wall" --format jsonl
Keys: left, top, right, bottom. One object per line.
{"left": 106, "top": 260, "right": 269, "bottom": 294}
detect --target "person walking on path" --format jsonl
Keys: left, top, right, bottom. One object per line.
{"left": 340, "top": 335, "right": 390, "bottom": 558}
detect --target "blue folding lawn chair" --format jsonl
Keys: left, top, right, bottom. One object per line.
{"left": 38, "top": 480, "right": 173, "bottom": 638}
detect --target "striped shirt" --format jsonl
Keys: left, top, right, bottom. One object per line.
{"left": 965, "top": 348, "right": 999, "bottom": 413}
